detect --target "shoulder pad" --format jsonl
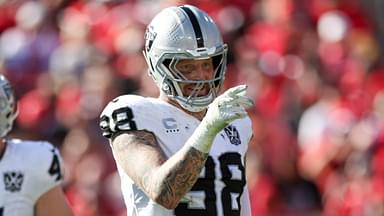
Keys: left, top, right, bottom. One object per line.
{"left": 99, "top": 95, "right": 155, "bottom": 139}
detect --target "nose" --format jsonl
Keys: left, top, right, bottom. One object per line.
{"left": 193, "top": 64, "right": 212, "bottom": 80}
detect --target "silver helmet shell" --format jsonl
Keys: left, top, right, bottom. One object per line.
{"left": 143, "top": 5, "right": 228, "bottom": 112}
{"left": 0, "top": 75, "right": 17, "bottom": 137}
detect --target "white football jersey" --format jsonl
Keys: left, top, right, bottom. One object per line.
{"left": 0, "top": 139, "right": 64, "bottom": 216}
{"left": 100, "top": 95, "right": 253, "bottom": 216}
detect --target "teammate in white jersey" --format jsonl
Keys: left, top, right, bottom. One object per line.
{"left": 0, "top": 75, "right": 73, "bottom": 216}
{"left": 100, "top": 5, "right": 254, "bottom": 216}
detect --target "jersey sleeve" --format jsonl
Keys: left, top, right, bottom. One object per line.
{"left": 99, "top": 95, "right": 161, "bottom": 139}
{"left": 27, "top": 141, "right": 64, "bottom": 201}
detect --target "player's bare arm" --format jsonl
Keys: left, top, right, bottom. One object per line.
{"left": 111, "top": 130, "right": 208, "bottom": 209}
{"left": 35, "top": 185, "right": 73, "bottom": 216}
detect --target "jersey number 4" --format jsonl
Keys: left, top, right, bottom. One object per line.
{"left": 48, "top": 149, "right": 62, "bottom": 181}
{"left": 175, "top": 152, "right": 246, "bottom": 216}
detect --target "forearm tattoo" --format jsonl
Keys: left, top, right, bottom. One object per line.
{"left": 148, "top": 147, "right": 208, "bottom": 207}
{"left": 113, "top": 130, "right": 208, "bottom": 208}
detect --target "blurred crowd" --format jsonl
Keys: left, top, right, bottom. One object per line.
{"left": 1, "top": 0, "right": 384, "bottom": 215}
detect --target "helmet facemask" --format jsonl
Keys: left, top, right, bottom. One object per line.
{"left": 157, "top": 47, "right": 227, "bottom": 112}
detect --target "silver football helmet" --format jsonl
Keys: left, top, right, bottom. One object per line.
{"left": 0, "top": 75, "right": 17, "bottom": 137}
{"left": 143, "top": 5, "right": 228, "bottom": 112}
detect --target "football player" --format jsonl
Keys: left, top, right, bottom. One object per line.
{"left": 0, "top": 75, "right": 73, "bottom": 216}
{"left": 100, "top": 5, "right": 254, "bottom": 216}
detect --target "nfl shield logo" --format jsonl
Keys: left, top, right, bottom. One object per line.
{"left": 4, "top": 171, "right": 24, "bottom": 192}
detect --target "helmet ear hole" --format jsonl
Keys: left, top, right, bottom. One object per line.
{"left": 162, "top": 82, "right": 171, "bottom": 95}
{"left": 162, "top": 79, "right": 176, "bottom": 96}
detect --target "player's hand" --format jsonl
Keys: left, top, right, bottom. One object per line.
{"left": 202, "top": 85, "right": 254, "bottom": 135}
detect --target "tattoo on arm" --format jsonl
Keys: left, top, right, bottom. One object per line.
{"left": 145, "top": 147, "right": 208, "bottom": 208}
{"left": 112, "top": 130, "right": 209, "bottom": 208}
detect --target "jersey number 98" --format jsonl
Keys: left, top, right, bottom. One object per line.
{"left": 175, "top": 152, "right": 246, "bottom": 216}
